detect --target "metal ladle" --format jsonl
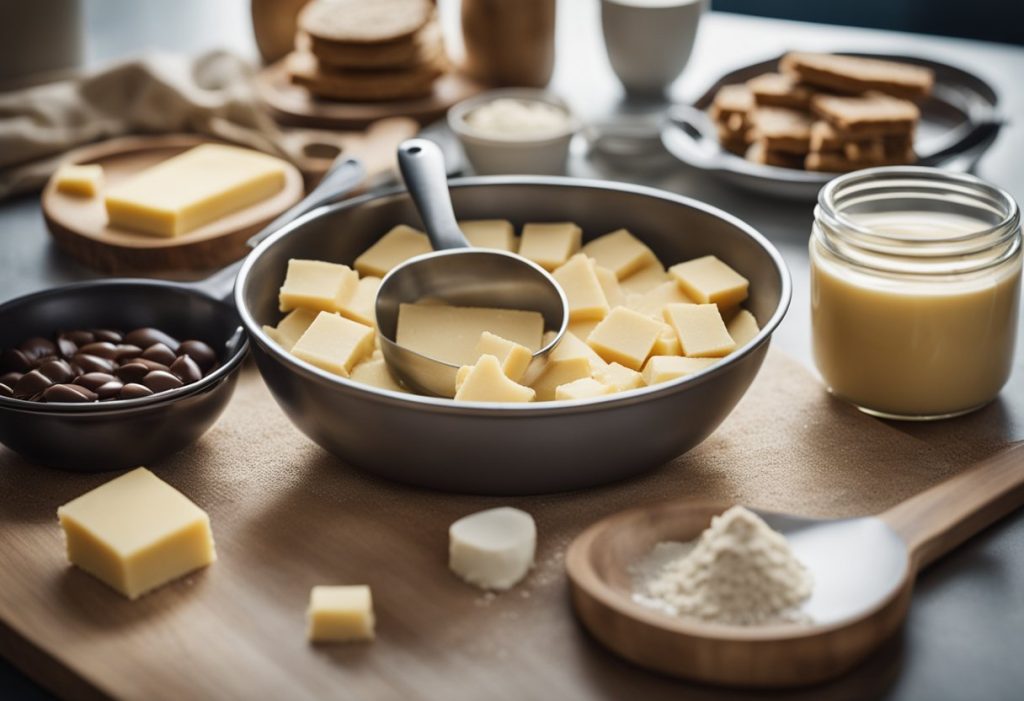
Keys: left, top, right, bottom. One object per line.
{"left": 376, "top": 139, "right": 568, "bottom": 397}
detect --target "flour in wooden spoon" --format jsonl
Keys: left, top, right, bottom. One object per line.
{"left": 631, "top": 506, "right": 813, "bottom": 626}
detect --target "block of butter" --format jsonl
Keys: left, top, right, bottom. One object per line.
{"left": 57, "top": 467, "right": 216, "bottom": 600}
{"left": 55, "top": 163, "right": 104, "bottom": 197}
{"left": 104, "top": 144, "right": 287, "bottom": 237}
{"left": 307, "top": 585, "right": 375, "bottom": 643}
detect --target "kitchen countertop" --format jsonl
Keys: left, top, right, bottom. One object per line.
{"left": 1, "top": 1, "right": 1021, "bottom": 699}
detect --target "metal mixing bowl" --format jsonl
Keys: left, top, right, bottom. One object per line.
{"left": 235, "top": 177, "right": 791, "bottom": 494}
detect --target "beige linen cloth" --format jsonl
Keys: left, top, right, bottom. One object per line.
{"left": 0, "top": 50, "right": 290, "bottom": 199}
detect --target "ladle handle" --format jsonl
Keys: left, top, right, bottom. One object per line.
{"left": 397, "top": 138, "right": 469, "bottom": 251}
{"left": 880, "top": 442, "right": 1024, "bottom": 569}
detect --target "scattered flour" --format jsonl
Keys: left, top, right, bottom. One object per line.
{"left": 631, "top": 506, "right": 813, "bottom": 626}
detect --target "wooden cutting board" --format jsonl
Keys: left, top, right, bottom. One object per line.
{"left": 0, "top": 351, "right": 1009, "bottom": 700}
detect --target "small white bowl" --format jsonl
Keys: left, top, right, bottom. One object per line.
{"left": 448, "top": 88, "right": 579, "bottom": 175}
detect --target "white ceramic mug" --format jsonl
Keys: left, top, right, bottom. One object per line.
{"left": 600, "top": 0, "right": 706, "bottom": 96}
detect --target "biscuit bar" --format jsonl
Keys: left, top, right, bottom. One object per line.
{"left": 805, "top": 146, "right": 916, "bottom": 172}
{"left": 811, "top": 91, "right": 919, "bottom": 137}
{"left": 299, "top": 0, "right": 433, "bottom": 45}
{"left": 709, "top": 84, "right": 754, "bottom": 122}
{"left": 746, "top": 142, "right": 805, "bottom": 169}
{"left": 287, "top": 50, "right": 446, "bottom": 101}
{"left": 810, "top": 120, "right": 912, "bottom": 157}
{"left": 749, "top": 106, "right": 814, "bottom": 154}
{"left": 746, "top": 72, "right": 814, "bottom": 110}
{"left": 781, "top": 52, "right": 934, "bottom": 100}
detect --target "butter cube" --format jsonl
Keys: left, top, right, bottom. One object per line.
{"left": 663, "top": 303, "right": 737, "bottom": 358}
{"left": 55, "top": 163, "right": 104, "bottom": 197}
{"left": 547, "top": 330, "right": 607, "bottom": 372}
{"left": 727, "top": 309, "right": 760, "bottom": 346}
{"left": 528, "top": 355, "right": 592, "bottom": 401}
{"left": 594, "top": 362, "right": 645, "bottom": 392}
{"left": 354, "top": 225, "right": 431, "bottom": 277}
{"left": 555, "top": 377, "right": 615, "bottom": 401}
{"left": 57, "top": 467, "right": 215, "bottom": 600}
{"left": 279, "top": 259, "right": 359, "bottom": 313}
{"left": 474, "top": 332, "right": 532, "bottom": 382}
{"left": 626, "top": 280, "right": 695, "bottom": 319}
{"left": 643, "top": 355, "right": 719, "bottom": 384}
{"left": 291, "top": 311, "right": 375, "bottom": 376}
{"left": 396, "top": 304, "right": 543, "bottom": 366}
{"left": 619, "top": 261, "right": 670, "bottom": 295}
{"left": 338, "top": 276, "right": 381, "bottom": 328}
{"left": 586, "top": 306, "right": 664, "bottom": 370}
{"left": 553, "top": 254, "right": 610, "bottom": 322}
{"left": 455, "top": 355, "right": 536, "bottom": 403}
{"left": 263, "top": 308, "right": 318, "bottom": 351}
{"left": 307, "top": 585, "right": 375, "bottom": 643}
{"left": 593, "top": 265, "right": 625, "bottom": 308}
{"left": 350, "top": 358, "right": 407, "bottom": 393}
{"left": 518, "top": 222, "right": 582, "bottom": 271}
{"left": 651, "top": 323, "right": 681, "bottom": 356}
{"left": 669, "top": 255, "right": 749, "bottom": 308}
{"left": 459, "top": 219, "right": 517, "bottom": 251}
{"left": 568, "top": 318, "right": 600, "bottom": 342}
{"left": 105, "top": 144, "right": 287, "bottom": 237}
{"left": 581, "top": 228, "right": 657, "bottom": 279}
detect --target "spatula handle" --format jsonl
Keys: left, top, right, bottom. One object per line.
{"left": 881, "top": 442, "right": 1024, "bottom": 569}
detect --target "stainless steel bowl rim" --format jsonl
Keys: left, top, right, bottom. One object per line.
{"left": 0, "top": 279, "right": 249, "bottom": 415}
{"left": 236, "top": 175, "right": 792, "bottom": 415}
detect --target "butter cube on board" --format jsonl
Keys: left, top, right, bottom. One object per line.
{"left": 552, "top": 254, "right": 610, "bottom": 322}
{"left": 518, "top": 222, "right": 582, "bottom": 271}
{"left": 663, "top": 303, "right": 737, "bottom": 358}
{"left": 55, "top": 163, "right": 104, "bottom": 197}
{"left": 396, "top": 304, "right": 543, "bottom": 366}
{"left": 454, "top": 354, "right": 535, "bottom": 403}
{"left": 57, "top": 467, "right": 215, "bottom": 600}
{"left": 264, "top": 308, "right": 318, "bottom": 351}
{"left": 279, "top": 259, "right": 359, "bottom": 313}
{"left": 669, "top": 255, "right": 749, "bottom": 308}
{"left": 643, "top": 355, "right": 719, "bottom": 385}
{"left": 586, "top": 306, "right": 665, "bottom": 370}
{"left": 104, "top": 144, "right": 287, "bottom": 237}
{"left": 581, "top": 228, "right": 656, "bottom": 279}
{"left": 291, "top": 311, "right": 375, "bottom": 376}
{"left": 458, "top": 219, "right": 517, "bottom": 251}
{"left": 353, "top": 225, "right": 431, "bottom": 277}
{"left": 307, "top": 585, "right": 375, "bottom": 643}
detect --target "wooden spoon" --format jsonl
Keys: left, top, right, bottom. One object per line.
{"left": 566, "top": 442, "right": 1024, "bottom": 688}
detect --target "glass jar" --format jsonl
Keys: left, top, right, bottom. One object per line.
{"left": 810, "top": 167, "right": 1021, "bottom": 420}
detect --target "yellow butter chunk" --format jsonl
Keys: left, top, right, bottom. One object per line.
{"left": 594, "top": 362, "right": 645, "bottom": 392}
{"left": 555, "top": 377, "right": 615, "bottom": 401}
{"left": 396, "top": 303, "right": 543, "bottom": 366}
{"left": 626, "top": 280, "right": 696, "bottom": 319}
{"left": 474, "top": 331, "right": 532, "bottom": 382}
{"left": 669, "top": 255, "right": 749, "bottom": 308}
{"left": 353, "top": 224, "right": 431, "bottom": 277}
{"left": 279, "top": 259, "right": 359, "bottom": 313}
{"left": 594, "top": 265, "right": 625, "bottom": 307}
{"left": 307, "top": 585, "right": 375, "bottom": 643}
{"left": 518, "top": 222, "right": 582, "bottom": 271}
{"left": 663, "top": 303, "right": 737, "bottom": 358}
{"left": 459, "top": 219, "right": 517, "bottom": 251}
{"left": 727, "top": 309, "right": 760, "bottom": 346}
{"left": 55, "top": 163, "right": 104, "bottom": 197}
{"left": 291, "top": 311, "right": 375, "bottom": 376}
{"left": 581, "top": 228, "right": 657, "bottom": 279}
{"left": 553, "top": 254, "right": 609, "bottom": 322}
{"left": 104, "top": 144, "right": 287, "bottom": 237}
{"left": 643, "top": 355, "right": 719, "bottom": 385}
{"left": 547, "top": 330, "right": 607, "bottom": 372}
{"left": 619, "top": 260, "right": 670, "bottom": 295}
{"left": 586, "top": 306, "right": 664, "bottom": 370}
{"left": 350, "top": 358, "right": 407, "bottom": 393}
{"left": 264, "top": 308, "right": 318, "bottom": 351}
{"left": 527, "top": 355, "right": 592, "bottom": 402}
{"left": 455, "top": 355, "right": 536, "bottom": 403}
{"left": 568, "top": 318, "right": 600, "bottom": 342}
{"left": 57, "top": 467, "right": 215, "bottom": 600}
{"left": 338, "top": 276, "right": 381, "bottom": 328}
{"left": 651, "top": 323, "right": 681, "bottom": 356}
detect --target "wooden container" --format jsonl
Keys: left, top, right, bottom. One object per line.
{"left": 460, "top": 0, "right": 556, "bottom": 87}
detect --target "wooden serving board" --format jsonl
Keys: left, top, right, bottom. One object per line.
{"left": 42, "top": 135, "right": 305, "bottom": 275}
{"left": 0, "top": 352, "right": 1010, "bottom": 700}
{"left": 255, "top": 59, "right": 489, "bottom": 129}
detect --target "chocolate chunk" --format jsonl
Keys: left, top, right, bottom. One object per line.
{"left": 1, "top": 348, "right": 33, "bottom": 373}
{"left": 78, "top": 341, "right": 119, "bottom": 359}
{"left": 57, "top": 337, "right": 79, "bottom": 359}
{"left": 0, "top": 371, "right": 23, "bottom": 386}
{"left": 113, "top": 344, "right": 143, "bottom": 361}
{"left": 178, "top": 340, "right": 217, "bottom": 371}
{"left": 0, "top": 382, "right": 12, "bottom": 398}
{"left": 142, "top": 342, "right": 177, "bottom": 366}
{"left": 116, "top": 362, "right": 150, "bottom": 383}
{"left": 125, "top": 328, "right": 179, "bottom": 352}
{"left": 90, "top": 329, "right": 123, "bottom": 344}
{"left": 170, "top": 354, "right": 202, "bottom": 384}
{"left": 37, "top": 359, "right": 75, "bottom": 384}
{"left": 13, "top": 370, "right": 53, "bottom": 399}
{"left": 75, "top": 372, "right": 117, "bottom": 391}
{"left": 62, "top": 330, "right": 95, "bottom": 346}
{"left": 18, "top": 337, "right": 57, "bottom": 361}
{"left": 142, "top": 370, "right": 183, "bottom": 393}
{"left": 72, "top": 353, "right": 115, "bottom": 374}
{"left": 43, "top": 383, "right": 97, "bottom": 403}
{"left": 120, "top": 383, "right": 154, "bottom": 399}
{"left": 95, "top": 380, "right": 125, "bottom": 400}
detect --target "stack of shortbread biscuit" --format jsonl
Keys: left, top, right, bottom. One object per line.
{"left": 709, "top": 52, "right": 933, "bottom": 172}
{"left": 285, "top": 0, "right": 448, "bottom": 102}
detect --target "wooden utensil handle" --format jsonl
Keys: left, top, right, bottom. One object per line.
{"left": 881, "top": 442, "right": 1024, "bottom": 569}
